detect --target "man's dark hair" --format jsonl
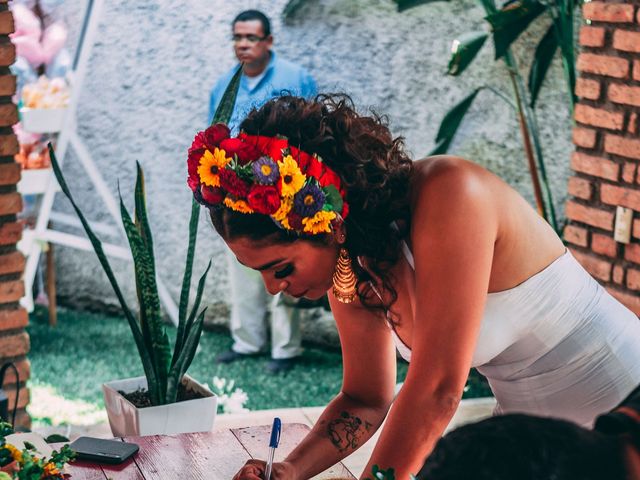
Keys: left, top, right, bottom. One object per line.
{"left": 232, "top": 10, "right": 271, "bottom": 37}
{"left": 417, "top": 414, "right": 627, "bottom": 480}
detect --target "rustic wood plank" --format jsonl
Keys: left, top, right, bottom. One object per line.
{"left": 63, "top": 460, "right": 108, "bottom": 480}
{"left": 122, "top": 430, "right": 251, "bottom": 479}
{"left": 52, "top": 441, "right": 143, "bottom": 479}
{"left": 232, "top": 423, "right": 356, "bottom": 479}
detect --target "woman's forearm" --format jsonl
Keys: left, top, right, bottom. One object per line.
{"left": 284, "top": 391, "right": 391, "bottom": 479}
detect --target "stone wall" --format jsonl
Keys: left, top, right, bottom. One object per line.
{"left": 0, "top": 1, "right": 30, "bottom": 428}
{"left": 564, "top": 0, "right": 640, "bottom": 316}
{"left": 50, "top": 0, "right": 574, "bottom": 343}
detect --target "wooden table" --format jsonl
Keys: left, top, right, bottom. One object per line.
{"left": 63, "top": 424, "right": 355, "bottom": 479}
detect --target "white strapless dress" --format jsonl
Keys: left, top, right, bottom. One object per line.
{"left": 387, "top": 246, "right": 640, "bottom": 427}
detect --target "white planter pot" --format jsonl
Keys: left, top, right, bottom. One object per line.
{"left": 102, "top": 374, "right": 217, "bottom": 437}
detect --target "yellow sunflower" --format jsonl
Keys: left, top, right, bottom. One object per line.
{"left": 198, "top": 148, "right": 231, "bottom": 187}
{"left": 302, "top": 210, "right": 336, "bottom": 234}
{"left": 272, "top": 195, "right": 293, "bottom": 225}
{"left": 277, "top": 155, "right": 306, "bottom": 197}
{"left": 5, "top": 444, "right": 22, "bottom": 462}
{"left": 223, "top": 197, "right": 254, "bottom": 214}
{"left": 43, "top": 462, "right": 60, "bottom": 477}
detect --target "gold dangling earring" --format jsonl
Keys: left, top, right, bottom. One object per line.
{"left": 333, "top": 248, "right": 357, "bottom": 304}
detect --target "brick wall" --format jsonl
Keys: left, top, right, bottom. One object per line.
{"left": 565, "top": 0, "right": 640, "bottom": 316}
{"left": 0, "top": 2, "right": 30, "bottom": 428}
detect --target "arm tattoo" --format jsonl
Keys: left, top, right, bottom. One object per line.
{"left": 326, "top": 411, "right": 373, "bottom": 453}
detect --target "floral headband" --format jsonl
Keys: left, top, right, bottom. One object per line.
{"left": 187, "top": 123, "right": 349, "bottom": 235}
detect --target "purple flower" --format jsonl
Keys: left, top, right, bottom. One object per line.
{"left": 293, "top": 182, "right": 325, "bottom": 217}
{"left": 252, "top": 156, "right": 279, "bottom": 185}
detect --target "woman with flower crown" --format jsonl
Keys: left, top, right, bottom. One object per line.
{"left": 187, "top": 94, "right": 640, "bottom": 479}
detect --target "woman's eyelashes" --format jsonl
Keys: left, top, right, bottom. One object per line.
{"left": 274, "top": 264, "right": 294, "bottom": 279}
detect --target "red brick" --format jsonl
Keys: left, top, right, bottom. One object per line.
{"left": 577, "top": 53, "right": 629, "bottom": 78}
{"left": 0, "top": 75, "right": 15, "bottom": 96}
{"left": 566, "top": 201, "right": 614, "bottom": 230}
{"left": 628, "top": 268, "right": 640, "bottom": 290}
{"left": 601, "top": 184, "right": 640, "bottom": 210}
{"left": 630, "top": 112, "right": 638, "bottom": 135}
{"left": 575, "top": 77, "right": 601, "bottom": 100}
{"left": 571, "top": 249, "right": 612, "bottom": 281}
{"left": 580, "top": 25, "right": 606, "bottom": 47}
{"left": 568, "top": 176, "right": 593, "bottom": 200}
{"left": 0, "top": 10, "right": 14, "bottom": 35}
{"left": 0, "top": 103, "right": 17, "bottom": 127}
{"left": 0, "top": 359, "right": 30, "bottom": 385}
{"left": 606, "top": 287, "right": 640, "bottom": 316}
{"left": 0, "top": 331, "right": 29, "bottom": 357}
{"left": 564, "top": 225, "right": 589, "bottom": 247}
{"left": 583, "top": 2, "right": 635, "bottom": 23}
{"left": 0, "top": 280, "right": 24, "bottom": 303}
{"left": 4, "top": 386, "right": 30, "bottom": 411}
{"left": 573, "top": 127, "right": 597, "bottom": 148}
{"left": 0, "top": 222, "right": 22, "bottom": 245}
{"left": 592, "top": 232, "right": 617, "bottom": 257}
{"left": 608, "top": 84, "right": 640, "bottom": 107}
{"left": 625, "top": 243, "right": 640, "bottom": 263}
{"left": 0, "top": 251, "right": 24, "bottom": 275}
{"left": 613, "top": 29, "right": 640, "bottom": 53}
{"left": 0, "top": 162, "right": 20, "bottom": 186}
{"left": 571, "top": 151, "right": 620, "bottom": 181}
{"left": 0, "top": 193, "right": 22, "bottom": 216}
{"left": 574, "top": 104, "right": 624, "bottom": 130}
{"left": 623, "top": 162, "right": 638, "bottom": 183}
{"left": 635, "top": 60, "right": 640, "bottom": 82}
{"left": 605, "top": 134, "right": 640, "bottom": 160}
{"left": 0, "top": 42, "right": 15, "bottom": 67}
{"left": 0, "top": 134, "right": 18, "bottom": 156}
{"left": 613, "top": 264, "right": 625, "bottom": 284}
{"left": 0, "top": 307, "right": 28, "bottom": 331}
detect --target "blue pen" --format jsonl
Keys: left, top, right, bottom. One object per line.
{"left": 264, "top": 417, "right": 281, "bottom": 480}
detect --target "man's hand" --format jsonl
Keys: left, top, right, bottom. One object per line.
{"left": 233, "top": 460, "right": 297, "bottom": 479}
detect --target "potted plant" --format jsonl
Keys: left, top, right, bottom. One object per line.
{"left": 48, "top": 67, "right": 243, "bottom": 437}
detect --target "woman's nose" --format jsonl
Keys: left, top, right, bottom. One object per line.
{"left": 262, "top": 274, "right": 288, "bottom": 296}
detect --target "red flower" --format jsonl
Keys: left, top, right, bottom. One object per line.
{"left": 287, "top": 212, "right": 304, "bottom": 231}
{"left": 200, "top": 185, "right": 225, "bottom": 205}
{"left": 305, "top": 157, "right": 324, "bottom": 180}
{"left": 203, "top": 123, "right": 230, "bottom": 150}
{"left": 219, "top": 168, "right": 250, "bottom": 198}
{"left": 239, "top": 134, "right": 289, "bottom": 161}
{"left": 341, "top": 201, "right": 349, "bottom": 219}
{"left": 187, "top": 173, "right": 199, "bottom": 193}
{"left": 219, "top": 138, "right": 262, "bottom": 165}
{"left": 318, "top": 168, "right": 341, "bottom": 189}
{"left": 247, "top": 185, "right": 281, "bottom": 215}
{"left": 288, "top": 146, "right": 313, "bottom": 172}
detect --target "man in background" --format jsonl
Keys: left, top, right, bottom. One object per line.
{"left": 208, "top": 10, "right": 317, "bottom": 374}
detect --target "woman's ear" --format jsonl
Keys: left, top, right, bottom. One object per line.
{"left": 332, "top": 219, "right": 346, "bottom": 245}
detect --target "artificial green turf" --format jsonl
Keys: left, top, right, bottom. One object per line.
{"left": 27, "top": 307, "right": 490, "bottom": 416}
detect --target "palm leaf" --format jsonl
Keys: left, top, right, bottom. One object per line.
{"left": 48, "top": 143, "right": 158, "bottom": 399}
{"left": 210, "top": 65, "right": 243, "bottom": 126}
{"left": 447, "top": 31, "right": 488, "bottom": 76}
{"left": 528, "top": 24, "right": 557, "bottom": 108}
{"left": 486, "top": 0, "right": 547, "bottom": 59}
{"left": 430, "top": 88, "right": 481, "bottom": 155}
{"left": 393, "top": 0, "right": 449, "bottom": 12}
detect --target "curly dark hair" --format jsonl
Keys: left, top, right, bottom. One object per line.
{"left": 209, "top": 94, "right": 414, "bottom": 314}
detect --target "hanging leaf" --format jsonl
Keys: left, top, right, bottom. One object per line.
{"left": 282, "top": 0, "right": 312, "bottom": 21}
{"left": 447, "top": 31, "right": 488, "bottom": 76}
{"left": 528, "top": 24, "right": 558, "bottom": 108}
{"left": 485, "top": 0, "right": 547, "bottom": 59}
{"left": 393, "top": 0, "right": 449, "bottom": 12}
{"left": 429, "top": 88, "right": 482, "bottom": 155}
{"left": 210, "top": 65, "right": 242, "bottom": 126}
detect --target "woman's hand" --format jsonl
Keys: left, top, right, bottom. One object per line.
{"left": 232, "top": 460, "right": 298, "bottom": 480}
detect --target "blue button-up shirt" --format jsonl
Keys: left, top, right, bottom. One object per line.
{"left": 208, "top": 51, "right": 317, "bottom": 132}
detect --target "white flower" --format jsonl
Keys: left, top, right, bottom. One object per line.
{"left": 211, "top": 377, "right": 249, "bottom": 414}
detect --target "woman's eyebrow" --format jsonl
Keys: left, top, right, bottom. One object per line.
{"left": 240, "top": 258, "right": 286, "bottom": 271}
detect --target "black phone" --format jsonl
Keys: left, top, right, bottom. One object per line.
{"left": 69, "top": 436, "right": 139, "bottom": 464}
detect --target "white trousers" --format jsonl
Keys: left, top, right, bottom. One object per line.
{"left": 227, "top": 252, "right": 302, "bottom": 359}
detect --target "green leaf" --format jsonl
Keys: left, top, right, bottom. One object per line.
{"left": 322, "top": 184, "right": 343, "bottom": 215}
{"left": 447, "top": 31, "right": 488, "bottom": 76}
{"left": 211, "top": 65, "right": 242, "bottom": 126}
{"left": 282, "top": 0, "right": 310, "bottom": 20}
{"left": 430, "top": 88, "right": 481, "bottom": 155}
{"left": 174, "top": 200, "right": 199, "bottom": 366}
{"left": 393, "top": 0, "right": 449, "bottom": 12}
{"left": 528, "top": 23, "right": 558, "bottom": 108}
{"left": 486, "top": 0, "right": 547, "bottom": 59}
{"left": 48, "top": 143, "right": 157, "bottom": 402}
{"left": 166, "top": 309, "right": 206, "bottom": 403}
